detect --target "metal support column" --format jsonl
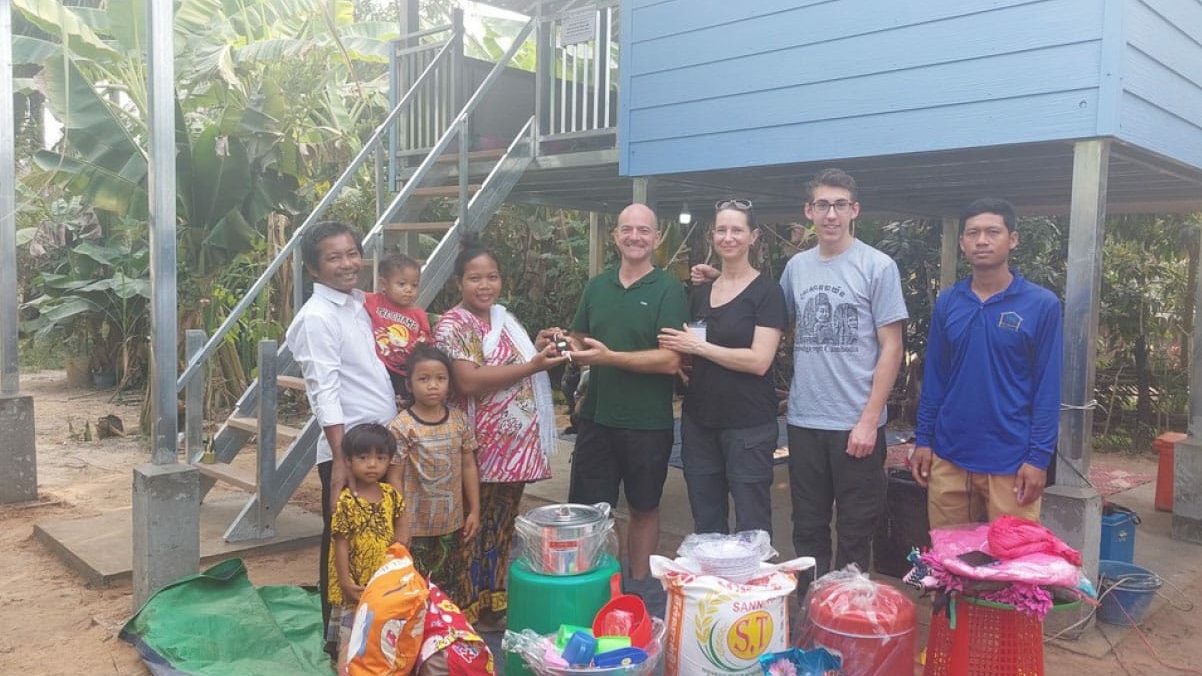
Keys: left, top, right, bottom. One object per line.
{"left": 1058, "top": 139, "right": 1109, "bottom": 485}
{"left": 1, "top": 0, "right": 18, "bottom": 394}
{"left": 133, "top": 0, "right": 198, "bottom": 608}
{"left": 1040, "top": 140, "right": 1108, "bottom": 631}
{"left": 534, "top": 12, "right": 552, "bottom": 155}
{"left": 1172, "top": 222, "right": 1202, "bottom": 542}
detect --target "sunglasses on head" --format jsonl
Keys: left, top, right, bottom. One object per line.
{"left": 715, "top": 199, "right": 753, "bottom": 211}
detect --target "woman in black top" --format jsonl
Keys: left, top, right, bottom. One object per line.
{"left": 659, "top": 199, "right": 786, "bottom": 535}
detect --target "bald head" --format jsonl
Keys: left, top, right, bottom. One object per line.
{"left": 613, "top": 202, "right": 661, "bottom": 268}
{"left": 619, "top": 202, "right": 657, "bottom": 226}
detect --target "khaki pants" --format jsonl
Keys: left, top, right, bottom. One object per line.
{"left": 927, "top": 455, "right": 1041, "bottom": 528}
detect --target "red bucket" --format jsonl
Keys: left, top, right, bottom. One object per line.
{"left": 804, "top": 581, "right": 916, "bottom": 676}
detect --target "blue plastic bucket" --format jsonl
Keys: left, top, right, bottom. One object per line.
{"left": 1096, "top": 560, "right": 1163, "bottom": 625}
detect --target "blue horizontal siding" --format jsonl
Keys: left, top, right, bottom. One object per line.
{"left": 1114, "top": 0, "right": 1202, "bottom": 168}
{"left": 627, "top": 43, "right": 1101, "bottom": 144}
{"left": 620, "top": 0, "right": 1109, "bottom": 176}
{"left": 626, "top": 0, "right": 1068, "bottom": 57}
{"left": 626, "top": 91, "right": 1100, "bottom": 175}
{"left": 1117, "top": 95, "right": 1202, "bottom": 171}
{"left": 628, "top": 5, "right": 1102, "bottom": 110}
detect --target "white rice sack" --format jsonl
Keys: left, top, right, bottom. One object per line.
{"left": 651, "top": 555, "right": 815, "bottom": 675}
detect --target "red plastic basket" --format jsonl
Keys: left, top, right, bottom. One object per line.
{"left": 924, "top": 595, "right": 1044, "bottom": 676}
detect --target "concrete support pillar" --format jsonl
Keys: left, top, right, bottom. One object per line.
{"left": 1040, "top": 486, "right": 1102, "bottom": 635}
{"left": 939, "top": 216, "right": 958, "bottom": 291}
{"left": 1173, "top": 231, "right": 1202, "bottom": 543}
{"left": 132, "top": 463, "right": 200, "bottom": 607}
{"left": 0, "top": 394, "right": 37, "bottom": 504}
{"left": 1172, "top": 436, "right": 1202, "bottom": 542}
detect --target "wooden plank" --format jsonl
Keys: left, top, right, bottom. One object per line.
{"left": 193, "top": 462, "right": 256, "bottom": 492}
{"left": 226, "top": 416, "right": 302, "bottom": 442}
{"left": 276, "top": 375, "right": 306, "bottom": 391}
{"left": 410, "top": 185, "right": 481, "bottom": 198}
{"left": 382, "top": 221, "right": 455, "bottom": 232}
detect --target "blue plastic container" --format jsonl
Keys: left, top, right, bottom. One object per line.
{"left": 1099, "top": 507, "right": 1138, "bottom": 563}
{"left": 1097, "top": 560, "right": 1163, "bottom": 625}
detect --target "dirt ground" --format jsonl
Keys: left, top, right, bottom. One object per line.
{"left": 5, "top": 369, "right": 1202, "bottom": 675}
{"left": 0, "top": 371, "right": 321, "bottom": 676}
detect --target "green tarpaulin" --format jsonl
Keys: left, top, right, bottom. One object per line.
{"left": 120, "top": 558, "right": 335, "bottom": 676}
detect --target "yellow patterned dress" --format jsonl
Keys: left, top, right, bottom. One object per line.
{"left": 326, "top": 483, "right": 405, "bottom": 608}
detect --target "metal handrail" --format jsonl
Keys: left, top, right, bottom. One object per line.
{"left": 175, "top": 33, "right": 458, "bottom": 392}
{"left": 361, "top": 17, "right": 537, "bottom": 252}
{"left": 393, "top": 21, "right": 454, "bottom": 46}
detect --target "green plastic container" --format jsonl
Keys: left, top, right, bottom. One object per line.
{"left": 506, "top": 555, "right": 621, "bottom": 676}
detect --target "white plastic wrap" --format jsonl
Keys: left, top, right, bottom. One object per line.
{"left": 676, "top": 530, "right": 778, "bottom": 584}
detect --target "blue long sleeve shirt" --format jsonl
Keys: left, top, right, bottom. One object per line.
{"left": 915, "top": 272, "right": 1063, "bottom": 473}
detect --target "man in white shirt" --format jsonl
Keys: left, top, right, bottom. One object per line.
{"left": 285, "top": 221, "right": 397, "bottom": 655}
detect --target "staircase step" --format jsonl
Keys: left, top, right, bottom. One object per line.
{"left": 226, "top": 416, "right": 302, "bottom": 442}
{"left": 276, "top": 375, "right": 307, "bottom": 391}
{"left": 194, "top": 461, "right": 256, "bottom": 492}
{"left": 383, "top": 221, "right": 455, "bottom": 233}
{"left": 410, "top": 184, "right": 481, "bottom": 198}
{"left": 433, "top": 148, "right": 505, "bottom": 164}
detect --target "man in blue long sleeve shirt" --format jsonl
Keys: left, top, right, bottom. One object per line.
{"left": 911, "top": 198, "right": 1062, "bottom": 527}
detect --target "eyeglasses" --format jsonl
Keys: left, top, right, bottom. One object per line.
{"left": 715, "top": 199, "right": 753, "bottom": 211}
{"left": 810, "top": 200, "right": 855, "bottom": 214}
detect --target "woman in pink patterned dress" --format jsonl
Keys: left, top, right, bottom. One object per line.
{"left": 433, "top": 235, "right": 567, "bottom": 627}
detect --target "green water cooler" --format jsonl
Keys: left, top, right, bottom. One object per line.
{"left": 505, "top": 555, "right": 620, "bottom": 676}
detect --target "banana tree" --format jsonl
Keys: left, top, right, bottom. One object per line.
{"left": 14, "top": 0, "right": 399, "bottom": 393}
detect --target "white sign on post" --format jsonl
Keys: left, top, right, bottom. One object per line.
{"left": 561, "top": 8, "right": 597, "bottom": 46}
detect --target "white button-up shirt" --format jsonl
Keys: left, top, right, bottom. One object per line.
{"left": 285, "top": 283, "right": 397, "bottom": 463}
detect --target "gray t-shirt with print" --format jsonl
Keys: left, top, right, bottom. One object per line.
{"left": 779, "top": 239, "right": 908, "bottom": 430}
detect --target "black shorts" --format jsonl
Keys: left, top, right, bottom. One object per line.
{"left": 568, "top": 418, "right": 673, "bottom": 512}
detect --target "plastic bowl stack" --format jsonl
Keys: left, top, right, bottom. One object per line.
{"left": 691, "top": 539, "right": 762, "bottom": 583}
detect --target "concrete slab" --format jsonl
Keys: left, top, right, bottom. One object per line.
{"left": 34, "top": 493, "right": 322, "bottom": 587}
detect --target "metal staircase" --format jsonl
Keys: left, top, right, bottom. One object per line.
{"left": 176, "top": 12, "right": 536, "bottom": 542}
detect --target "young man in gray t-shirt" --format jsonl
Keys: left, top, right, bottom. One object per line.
{"left": 779, "top": 169, "right": 907, "bottom": 581}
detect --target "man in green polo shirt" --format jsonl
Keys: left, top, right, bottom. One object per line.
{"left": 565, "top": 202, "right": 689, "bottom": 614}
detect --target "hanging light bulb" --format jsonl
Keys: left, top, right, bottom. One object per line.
{"left": 679, "top": 201, "right": 692, "bottom": 225}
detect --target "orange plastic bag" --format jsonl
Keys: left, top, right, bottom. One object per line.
{"left": 346, "top": 543, "right": 430, "bottom": 676}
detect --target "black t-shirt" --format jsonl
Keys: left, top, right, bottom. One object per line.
{"left": 684, "top": 273, "right": 787, "bottom": 428}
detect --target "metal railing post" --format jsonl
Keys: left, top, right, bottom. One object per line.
{"left": 255, "top": 339, "right": 279, "bottom": 530}
{"left": 185, "top": 330, "right": 206, "bottom": 460}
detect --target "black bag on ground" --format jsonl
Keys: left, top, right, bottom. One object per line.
{"left": 873, "top": 467, "right": 932, "bottom": 578}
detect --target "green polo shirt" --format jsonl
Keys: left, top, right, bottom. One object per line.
{"left": 571, "top": 266, "right": 689, "bottom": 430}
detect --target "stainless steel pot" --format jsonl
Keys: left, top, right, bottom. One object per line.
{"left": 515, "top": 502, "right": 613, "bottom": 575}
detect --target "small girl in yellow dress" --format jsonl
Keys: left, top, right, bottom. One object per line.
{"left": 326, "top": 423, "right": 406, "bottom": 659}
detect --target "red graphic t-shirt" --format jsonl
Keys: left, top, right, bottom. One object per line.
{"left": 364, "top": 292, "right": 432, "bottom": 378}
